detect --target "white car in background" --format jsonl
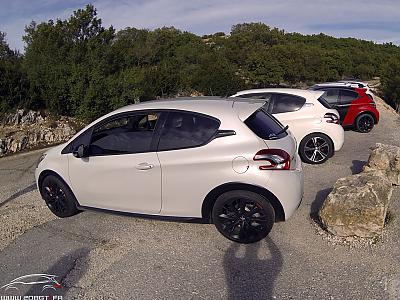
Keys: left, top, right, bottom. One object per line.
{"left": 36, "top": 98, "right": 303, "bottom": 244}
{"left": 231, "top": 89, "right": 344, "bottom": 164}
{"left": 316, "top": 81, "right": 375, "bottom": 100}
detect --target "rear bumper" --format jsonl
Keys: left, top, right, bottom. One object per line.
{"left": 268, "top": 153, "right": 303, "bottom": 220}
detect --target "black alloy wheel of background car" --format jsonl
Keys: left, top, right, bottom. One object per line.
{"left": 355, "top": 114, "right": 375, "bottom": 133}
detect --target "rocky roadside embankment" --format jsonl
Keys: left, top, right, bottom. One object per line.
{"left": 319, "top": 143, "right": 400, "bottom": 238}
{"left": 0, "top": 109, "right": 85, "bottom": 156}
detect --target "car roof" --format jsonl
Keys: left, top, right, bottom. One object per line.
{"left": 233, "top": 88, "right": 324, "bottom": 99}
{"left": 77, "top": 97, "right": 267, "bottom": 136}
{"left": 60, "top": 97, "right": 271, "bottom": 154}
{"left": 338, "top": 80, "right": 367, "bottom": 85}
{"left": 113, "top": 97, "right": 265, "bottom": 118}
{"left": 311, "top": 85, "right": 357, "bottom": 91}
{"left": 313, "top": 82, "right": 351, "bottom": 87}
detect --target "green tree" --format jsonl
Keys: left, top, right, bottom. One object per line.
{"left": 23, "top": 4, "right": 115, "bottom": 120}
{"left": 381, "top": 56, "right": 400, "bottom": 112}
{"left": 0, "top": 32, "right": 28, "bottom": 113}
{"left": 1, "top": 6, "right": 400, "bottom": 119}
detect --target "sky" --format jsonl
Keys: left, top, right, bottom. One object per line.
{"left": 1, "top": 0, "right": 400, "bottom": 52}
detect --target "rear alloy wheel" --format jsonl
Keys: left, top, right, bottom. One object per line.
{"left": 299, "top": 133, "right": 333, "bottom": 164}
{"left": 212, "top": 191, "right": 275, "bottom": 244}
{"left": 41, "top": 175, "right": 80, "bottom": 218}
{"left": 355, "top": 114, "right": 374, "bottom": 133}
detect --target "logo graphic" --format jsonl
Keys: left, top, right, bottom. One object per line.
{"left": 1, "top": 274, "right": 62, "bottom": 292}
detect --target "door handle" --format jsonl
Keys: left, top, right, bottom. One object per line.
{"left": 136, "top": 163, "right": 154, "bottom": 170}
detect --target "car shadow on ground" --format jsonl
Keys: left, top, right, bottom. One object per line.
{"left": 0, "top": 182, "right": 36, "bottom": 208}
{"left": 223, "top": 238, "right": 282, "bottom": 300}
{"left": 350, "top": 160, "right": 367, "bottom": 175}
{"left": 25, "top": 247, "right": 90, "bottom": 297}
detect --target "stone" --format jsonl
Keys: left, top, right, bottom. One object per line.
{"left": 319, "top": 170, "right": 393, "bottom": 237}
{"left": 19, "top": 135, "right": 28, "bottom": 150}
{"left": 364, "top": 143, "right": 400, "bottom": 185}
{"left": 21, "top": 110, "right": 38, "bottom": 124}
{"left": 9, "top": 139, "right": 19, "bottom": 153}
{"left": 0, "top": 110, "right": 81, "bottom": 156}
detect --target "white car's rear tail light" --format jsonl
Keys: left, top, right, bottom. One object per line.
{"left": 324, "top": 113, "right": 340, "bottom": 124}
{"left": 253, "top": 149, "right": 291, "bottom": 170}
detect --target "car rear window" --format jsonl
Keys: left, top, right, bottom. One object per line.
{"left": 245, "top": 109, "right": 288, "bottom": 140}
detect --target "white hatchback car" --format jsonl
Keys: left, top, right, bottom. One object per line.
{"left": 231, "top": 89, "right": 345, "bottom": 164}
{"left": 35, "top": 98, "right": 303, "bottom": 244}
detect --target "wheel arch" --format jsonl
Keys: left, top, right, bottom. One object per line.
{"left": 201, "top": 182, "right": 285, "bottom": 223}
{"left": 355, "top": 111, "right": 378, "bottom": 124}
{"left": 38, "top": 170, "right": 71, "bottom": 198}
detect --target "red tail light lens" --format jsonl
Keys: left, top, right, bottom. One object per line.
{"left": 324, "top": 113, "right": 340, "bottom": 124}
{"left": 253, "top": 149, "right": 291, "bottom": 170}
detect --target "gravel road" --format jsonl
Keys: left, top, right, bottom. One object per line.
{"left": 0, "top": 98, "right": 399, "bottom": 299}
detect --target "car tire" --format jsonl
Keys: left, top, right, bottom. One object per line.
{"left": 41, "top": 175, "right": 80, "bottom": 218}
{"left": 212, "top": 190, "right": 275, "bottom": 244}
{"left": 355, "top": 113, "right": 374, "bottom": 133}
{"left": 299, "top": 133, "right": 333, "bottom": 164}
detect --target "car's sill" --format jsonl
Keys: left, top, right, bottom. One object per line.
{"left": 77, "top": 205, "right": 207, "bottom": 224}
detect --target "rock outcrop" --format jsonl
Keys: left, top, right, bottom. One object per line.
{"left": 0, "top": 109, "right": 84, "bottom": 156}
{"left": 364, "top": 143, "right": 400, "bottom": 185}
{"left": 319, "top": 143, "right": 399, "bottom": 237}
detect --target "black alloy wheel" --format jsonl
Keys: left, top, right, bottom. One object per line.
{"left": 299, "top": 133, "right": 333, "bottom": 164}
{"left": 41, "top": 175, "right": 80, "bottom": 218}
{"left": 356, "top": 114, "right": 374, "bottom": 133}
{"left": 212, "top": 191, "right": 275, "bottom": 244}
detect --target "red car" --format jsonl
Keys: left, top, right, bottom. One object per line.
{"left": 310, "top": 85, "right": 379, "bottom": 133}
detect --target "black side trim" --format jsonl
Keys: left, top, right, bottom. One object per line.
{"left": 214, "top": 130, "right": 236, "bottom": 139}
{"left": 77, "top": 205, "right": 206, "bottom": 223}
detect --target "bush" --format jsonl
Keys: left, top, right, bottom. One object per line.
{"left": 381, "top": 56, "right": 400, "bottom": 112}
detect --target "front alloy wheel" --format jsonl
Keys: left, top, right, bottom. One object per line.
{"left": 41, "top": 175, "right": 80, "bottom": 218}
{"left": 212, "top": 191, "right": 275, "bottom": 244}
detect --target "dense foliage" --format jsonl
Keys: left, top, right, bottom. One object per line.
{"left": 380, "top": 56, "right": 400, "bottom": 113}
{"left": 1, "top": 5, "right": 400, "bottom": 120}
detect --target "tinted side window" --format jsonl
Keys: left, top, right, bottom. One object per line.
{"left": 158, "top": 112, "right": 220, "bottom": 151}
{"left": 340, "top": 90, "right": 358, "bottom": 103}
{"left": 321, "top": 89, "right": 340, "bottom": 104}
{"left": 238, "top": 93, "right": 273, "bottom": 101}
{"left": 89, "top": 113, "right": 159, "bottom": 156}
{"left": 245, "top": 109, "right": 287, "bottom": 140}
{"left": 271, "top": 94, "right": 306, "bottom": 114}
{"left": 317, "top": 97, "right": 332, "bottom": 109}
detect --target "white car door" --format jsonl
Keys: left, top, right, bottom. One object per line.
{"left": 68, "top": 112, "right": 162, "bottom": 214}
{"left": 270, "top": 93, "right": 314, "bottom": 143}
{"left": 156, "top": 111, "right": 222, "bottom": 217}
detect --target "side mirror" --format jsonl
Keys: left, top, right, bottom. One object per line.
{"left": 73, "top": 144, "right": 87, "bottom": 158}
